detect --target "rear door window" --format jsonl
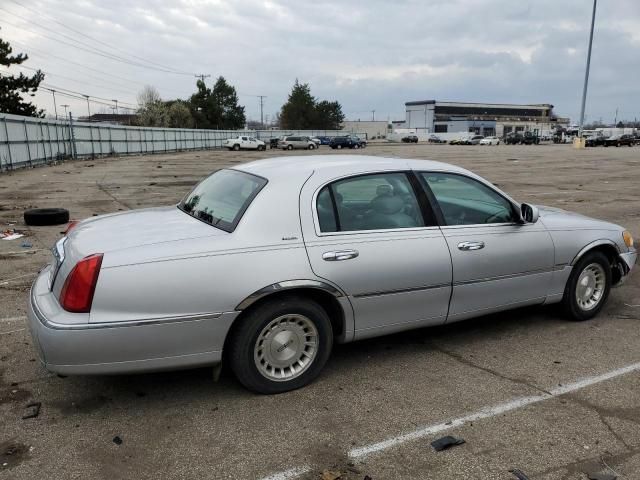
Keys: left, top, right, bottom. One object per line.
{"left": 316, "top": 173, "right": 430, "bottom": 232}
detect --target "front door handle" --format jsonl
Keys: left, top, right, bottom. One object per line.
{"left": 458, "top": 241, "right": 485, "bottom": 251}
{"left": 322, "top": 250, "right": 359, "bottom": 261}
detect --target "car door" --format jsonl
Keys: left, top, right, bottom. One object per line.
{"left": 418, "top": 171, "right": 555, "bottom": 322}
{"left": 301, "top": 171, "right": 453, "bottom": 340}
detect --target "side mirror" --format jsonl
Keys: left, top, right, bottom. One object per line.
{"left": 521, "top": 203, "right": 539, "bottom": 223}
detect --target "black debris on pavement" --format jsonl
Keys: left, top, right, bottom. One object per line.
{"left": 430, "top": 435, "right": 465, "bottom": 452}
{"left": 112, "top": 436, "right": 123, "bottom": 445}
{"left": 21, "top": 401, "right": 41, "bottom": 420}
{"left": 587, "top": 473, "right": 617, "bottom": 480}
{"left": 509, "top": 468, "right": 530, "bottom": 480}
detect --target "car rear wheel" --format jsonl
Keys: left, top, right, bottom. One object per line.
{"left": 308, "top": 144, "right": 314, "bottom": 150}
{"left": 562, "top": 251, "right": 611, "bottom": 321}
{"left": 233, "top": 144, "right": 240, "bottom": 151}
{"left": 228, "top": 296, "right": 333, "bottom": 394}
{"left": 287, "top": 145, "right": 293, "bottom": 150}
{"left": 337, "top": 144, "right": 342, "bottom": 149}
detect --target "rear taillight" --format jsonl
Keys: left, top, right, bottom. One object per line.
{"left": 59, "top": 253, "right": 103, "bottom": 313}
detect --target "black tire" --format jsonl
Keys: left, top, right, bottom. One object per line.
{"left": 233, "top": 144, "right": 240, "bottom": 151}
{"left": 562, "top": 251, "right": 611, "bottom": 321}
{"left": 258, "top": 145, "right": 265, "bottom": 151}
{"left": 287, "top": 144, "right": 293, "bottom": 150}
{"left": 337, "top": 144, "right": 342, "bottom": 149}
{"left": 308, "top": 144, "right": 314, "bottom": 150}
{"left": 24, "top": 208, "right": 70, "bottom": 226}
{"left": 617, "top": 142, "right": 621, "bottom": 147}
{"left": 228, "top": 296, "right": 333, "bottom": 394}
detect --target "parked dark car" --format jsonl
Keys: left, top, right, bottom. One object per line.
{"left": 604, "top": 134, "right": 635, "bottom": 147}
{"left": 402, "top": 135, "right": 419, "bottom": 143}
{"left": 329, "top": 136, "right": 358, "bottom": 149}
{"left": 505, "top": 132, "right": 540, "bottom": 145}
{"left": 351, "top": 135, "right": 367, "bottom": 148}
{"left": 316, "top": 136, "right": 332, "bottom": 145}
{"left": 428, "top": 135, "right": 446, "bottom": 143}
{"left": 585, "top": 135, "right": 608, "bottom": 147}
{"left": 268, "top": 137, "right": 282, "bottom": 149}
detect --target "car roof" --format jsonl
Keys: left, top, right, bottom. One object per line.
{"left": 234, "top": 155, "right": 470, "bottom": 182}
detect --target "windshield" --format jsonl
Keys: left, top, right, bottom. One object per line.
{"left": 178, "top": 169, "right": 267, "bottom": 232}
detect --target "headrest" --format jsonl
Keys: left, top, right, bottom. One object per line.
{"left": 370, "top": 195, "right": 404, "bottom": 215}
{"left": 376, "top": 184, "right": 393, "bottom": 196}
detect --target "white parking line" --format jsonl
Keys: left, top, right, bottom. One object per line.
{"left": 0, "top": 328, "right": 26, "bottom": 336}
{"left": 0, "top": 316, "right": 27, "bottom": 324}
{"left": 259, "top": 361, "right": 640, "bottom": 479}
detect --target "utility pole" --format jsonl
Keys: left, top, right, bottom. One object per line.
{"left": 113, "top": 99, "right": 118, "bottom": 114}
{"left": 578, "top": 0, "right": 597, "bottom": 138}
{"left": 50, "top": 90, "right": 58, "bottom": 119}
{"left": 614, "top": 107, "right": 618, "bottom": 126}
{"left": 258, "top": 95, "right": 266, "bottom": 128}
{"left": 194, "top": 74, "right": 211, "bottom": 83}
{"left": 83, "top": 95, "right": 91, "bottom": 120}
{"left": 371, "top": 110, "right": 375, "bottom": 121}
{"left": 61, "top": 104, "right": 69, "bottom": 119}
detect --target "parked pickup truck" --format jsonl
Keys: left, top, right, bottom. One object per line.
{"left": 224, "top": 136, "right": 266, "bottom": 151}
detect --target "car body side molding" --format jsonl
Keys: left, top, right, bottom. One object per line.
{"left": 235, "top": 279, "right": 345, "bottom": 311}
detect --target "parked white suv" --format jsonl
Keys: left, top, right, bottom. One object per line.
{"left": 224, "top": 136, "right": 266, "bottom": 151}
{"left": 480, "top": 136, "right": 501, "bottom": 145}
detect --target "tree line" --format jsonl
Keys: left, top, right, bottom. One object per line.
{"left": 1, "top": 29, "right": 345, "bottom": 130}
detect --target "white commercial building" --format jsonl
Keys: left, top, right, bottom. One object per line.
{"left": 398, "top": 100, "right": 569, "bottom": 139}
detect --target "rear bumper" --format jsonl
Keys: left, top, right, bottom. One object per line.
{"left": 27, "top": 267, "right": 239, "bottom": 375}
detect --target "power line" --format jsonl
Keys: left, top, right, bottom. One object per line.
{"left": 7, "top": 0, "right": 189, "bottom": 74}
{"left": 0, "top": 16, "right": 194, "bottom": 76}
{"left": 5, "top": 36, "right": 193, "bottom": 98}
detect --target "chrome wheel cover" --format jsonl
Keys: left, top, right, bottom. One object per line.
{"left": 254, "top": 314, "right": 318, "bottom": 382}
{"left": 575, "top": 263, "right": 606, "bottom": 311}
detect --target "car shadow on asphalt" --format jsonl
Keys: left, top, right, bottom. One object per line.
{"left": 47, "top": 304, "right": 563, "bottom": 406}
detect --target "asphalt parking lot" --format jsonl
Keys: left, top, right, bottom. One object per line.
{"left": 1, "top": 142, "right": 639, "bottom": 480}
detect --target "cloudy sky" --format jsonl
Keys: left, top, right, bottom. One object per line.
{"left": 1, "top": 0, "right": 639, "bottom": 124}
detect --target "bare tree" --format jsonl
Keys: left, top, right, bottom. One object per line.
{"left": 137, "top": 85, "right": 162, "bottom": 108}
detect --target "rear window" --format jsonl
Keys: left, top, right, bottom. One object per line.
{"left": 179, "top": 169, "right": 267, "bottom": 232}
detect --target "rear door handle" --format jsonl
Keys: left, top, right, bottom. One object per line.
{"left": 457, "top": 241, "right": 485, "bottom": 251}
{"left": 322, "top": 250, "right": 359, "bottom": 261}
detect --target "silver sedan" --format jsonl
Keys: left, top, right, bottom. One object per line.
{"left": 27, "top": 156, "right": 637, "bottom": 393}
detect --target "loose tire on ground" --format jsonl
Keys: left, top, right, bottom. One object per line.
{"left": 562, "top": 250, "right": 611, "bottom": 321}
{"left": 228, "top": 296, "right": 333, "bottom": 394}
{"left": 24, "top": 208, "right": 70, "bottom": 226}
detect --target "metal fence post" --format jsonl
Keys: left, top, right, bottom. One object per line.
{"left": 88, "top": 123, "right": 95, "bottom": 158}
{"left": 163, "top": 129, "right": 167, "bottom": 152}
{"left": 125, "top": 127, "right": 129, "bottom": 155}
{"left": 96, "top": 124, "right": 103, "bottom": 156}
{"left": 23, "top": 119, "right": 32, "bottom": 167}
{"left": 68, "top": 113, "right": 77, "bottom": 159}
{"left": 2, "top": 116, "right": 14, "bottom": 170}
{"left": 108, "top": 126, "right": 113, "bottom": 155}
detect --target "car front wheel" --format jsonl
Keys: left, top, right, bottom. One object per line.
{"left": 228, "top": 296, "right": 333, "bottom": 394}
{"left": 562, "top": 251, "right": 611, "bottom": 321}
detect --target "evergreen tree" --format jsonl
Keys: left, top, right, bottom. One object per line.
{"left": 280, "top": 80, "right": 344, "bottom": 130}
{"left": 189, "top": 77, "right": 245, "bottom": 129}
{"left": 280, "top": 80, "right": 317, "bottom": 129}
{"left": 315, "top": 100, "right": 345, "bottom": 130}
{"left": 0, "top": 29, "right": 45, "bottom": 117}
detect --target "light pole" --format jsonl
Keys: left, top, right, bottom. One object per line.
{"left": 51, "top": 90, "right": 58, "bottom": 119}
{"left": 113, "top": 99, "right": 118, "bottom": 115}
{"left": 578, "top": 0, "right": 597, "bottom": 138}
{"left": 61, "top": 104, "right": 69, "bottom": 119}
{"left": 83, "top": 95, "right": 91, "bottom": 120}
